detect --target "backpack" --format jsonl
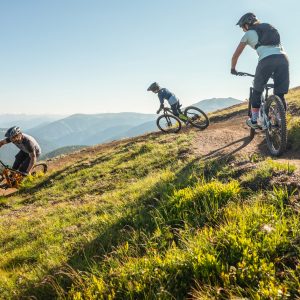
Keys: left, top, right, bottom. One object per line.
{"left": 249, "top": 23, "right": 281, "bottom": 49}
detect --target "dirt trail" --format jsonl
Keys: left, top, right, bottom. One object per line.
{"left": 193, "top": 111, "right": 300, "bottom": 171}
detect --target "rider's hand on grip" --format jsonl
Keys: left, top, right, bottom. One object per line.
{"left": 231, "top": 68, "right": 238, "bottom": 75}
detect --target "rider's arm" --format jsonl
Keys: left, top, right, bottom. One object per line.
{"left": 231, "top": 42, "right": 247, "bottom": 71}
{"left": 156, "top": 92, "right": 164, "bottom": 113}
{"left": 26, "top": 151, "right": 37, "bottom": 174}
{"left": 0, "top": 138, "right": 10, "bottom": 148}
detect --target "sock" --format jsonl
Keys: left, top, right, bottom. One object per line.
{"left": 251, "top": 110, "right": 259, "bottom": 123}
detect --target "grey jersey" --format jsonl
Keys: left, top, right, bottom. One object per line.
{"left": 7, "top": 133, "right": 41, "bottom": 156}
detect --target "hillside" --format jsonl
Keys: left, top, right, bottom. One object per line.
{"left": 41, "top": 145, "right": 87, "bottom": 160}
{"left": 0, "top": 89, "right": 300, "bottom": 299}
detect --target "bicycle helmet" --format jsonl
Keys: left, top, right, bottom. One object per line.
{"left": 5, "top": 126, "right": 22, "bottom": 139}
{"left": 147, "top": 82, "right": 160, "bottom": 92}
{"left": 236, "top": 13, "right": 258, "bottom": 27}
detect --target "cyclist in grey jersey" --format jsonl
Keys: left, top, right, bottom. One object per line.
{"left": 231, "top": 13, "right": 289, "bottom": 129}
{"left": 0, "top": 126, "right": 41, "bottom": 174}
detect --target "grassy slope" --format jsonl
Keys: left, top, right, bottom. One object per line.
{"left": 0, "top": 90, "right": 300, "bottom": 299}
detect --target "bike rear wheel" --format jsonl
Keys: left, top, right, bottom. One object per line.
{"left": 31, "top": 163, "right": 48, "bottom": 176}
{"left": 156, "top": 114, "right": 182, "bottom": 133}
{"left": 265, "top": 95, "right": 287, "bottom": 156}
{"left": 184, "top": 106, "right": 209, "bottom": 129}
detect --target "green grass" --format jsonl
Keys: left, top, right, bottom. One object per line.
{"left": 1, "top": 89, "right": 300, "bottom": 299}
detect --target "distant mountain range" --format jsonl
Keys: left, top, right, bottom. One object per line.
{"left": 192, "top": 97, "right": 243, "bottom": 113}
{"left": 0, "top": 114, "right": 66, "bottom": 130}
{"left": 27, "top": 112, "right": 158, "bottom": 152}
{"left": 0, "top": 97, "right": 242, "bottom": 163}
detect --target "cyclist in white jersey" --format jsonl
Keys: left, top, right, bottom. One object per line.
{"left": 231, "top": 13, "right": 289, "bottom": 129}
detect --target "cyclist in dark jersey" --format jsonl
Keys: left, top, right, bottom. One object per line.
{"left": 231, "top": 13, "right": 289, "bottom": 129}
{"left": 0, "top": 126, "right": 41, "bottom": 174}
{"left": 147, "top": 82, "right": 188, "bottom": 121}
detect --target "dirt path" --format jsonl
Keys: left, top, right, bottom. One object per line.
{"left": 193, "top": 112, "right": 300, "bottom": 171}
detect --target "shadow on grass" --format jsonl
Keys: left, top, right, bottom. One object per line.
{"left": 22, "top": 155, "right": 233, "bottom": 299}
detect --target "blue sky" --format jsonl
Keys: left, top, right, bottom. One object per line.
{"left": 0, "top": 0, "right": 299, "bottom": 114}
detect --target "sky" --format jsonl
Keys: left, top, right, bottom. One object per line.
{"left": 0, "top": 0, "right": 299, "bottom": 115}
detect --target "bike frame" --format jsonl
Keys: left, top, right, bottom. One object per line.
{"left": 240, "top": 72, "right": 274, "bottom": 131}
{"left": 0, "top": 160, "right": 25, "bottom": 188}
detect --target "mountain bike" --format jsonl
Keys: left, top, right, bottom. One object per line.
{"left": 156, "top": 105, "right": 209, "bottom": 133}
{"left": 235, "top": 72, "right": 287, "bottom": 156}
{"left": 0, "top": 160, "right": 48, "bottom": 189}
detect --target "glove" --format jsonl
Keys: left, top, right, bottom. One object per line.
{"left": 157, "top": 105, "right": 163, "bottom": 114}
{"left": 231, "top": 68, "right": 238, "bottom": 75}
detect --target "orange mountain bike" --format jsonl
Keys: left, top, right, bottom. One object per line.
{"left": 0, "top": 160, "right": 48, "bottom": 189}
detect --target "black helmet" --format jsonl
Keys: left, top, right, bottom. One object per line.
{"left": 5, "top": 126, "right": 21, "bottom": 139}
{"left": 236, "top": 13, "right": 258, "bottom": 27}
{"left": 147, "top": 82, "right": 160, "bottom": 92}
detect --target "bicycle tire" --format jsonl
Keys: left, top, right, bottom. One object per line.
{"left": 31, "top": 163, "right": 48, "bottom": 175}
{"left": 250, "top": 128, "right": 256, "bottom": 139}
{"left": 265, "top": 95, "right": 287, "bottom": 156}
{"left": 184, "top": 106, "right": 209, "bottom": 129}
{"left": 156, "top": 114, "right": 182, "bottom": 133}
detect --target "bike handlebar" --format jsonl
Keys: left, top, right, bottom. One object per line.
{"left": 235, "top": 72, "right": 274, "bottom": 80}
{"left": 236, "top": 72, "right": 255, "bottom": 78}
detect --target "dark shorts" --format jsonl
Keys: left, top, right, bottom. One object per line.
{"left": 254, "top": 54, "right": 290, "bottom": 95}
{"left": 170, "top": 102, "right": 182, "bottom": 117}
{"left": 12, "top": 151, "right": 39, "bottom": 173}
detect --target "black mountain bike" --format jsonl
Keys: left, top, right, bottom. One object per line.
{"left": 236, "top": 72, "right": 287, "bottom": 156}
{"left": 156, "top": 105, "right": 209, "bottom": 133}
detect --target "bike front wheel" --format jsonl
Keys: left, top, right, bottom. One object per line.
{"left": 265, "top": 95, "right": 287, "bottom": 156}
{"left": 31, "top": 163, "right": 48, "bottom": 176}
{"left": 156, "top": 114, "right": 182, "bottom": 133}
{"left": 184, "top": 106, "right": 209, "bottom": 129}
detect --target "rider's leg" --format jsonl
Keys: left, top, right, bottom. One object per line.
{"left": 18, "top": 155, "right": 31, "bottom": 174}
{"left": 12, "top": 151, "right": 27, "bottom": 170}
{"left": 171, "top": 102, "right": 188, "bottom": 122}
{"left": 250, "top": 56, "right": 276, "bottom": 126}
{"left": 170, "top": 103, "right": 180, "bottom": 117}
{"left": 177, "top": 102, "right": 183, "bottom": 114}
{"left": 250, "top": 89, "right": 262, "bottom": 123}
{"left": 273, "top": 54, "right": 290, "bottom": 111}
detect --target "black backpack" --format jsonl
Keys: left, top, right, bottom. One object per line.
{"left": 249, "top": 23, "right": 281, "bottom": 49}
